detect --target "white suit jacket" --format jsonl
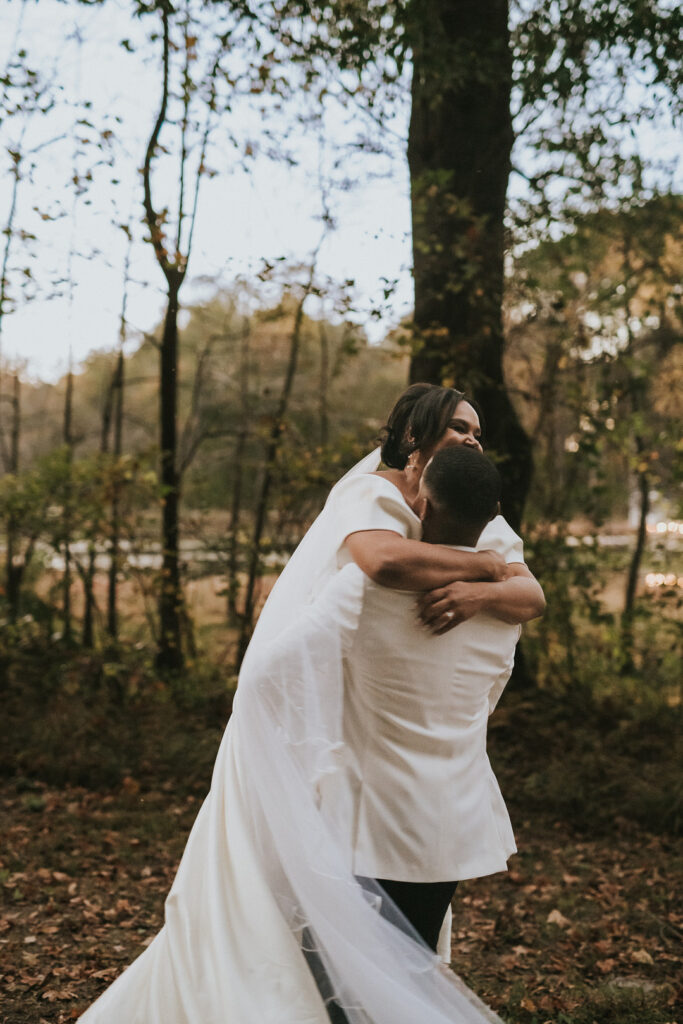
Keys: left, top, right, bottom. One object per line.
{"left": 334, "top": 567, "right": 519, "bottom": 883}
{"left": 321, "top": 474, "right": 523, "bottom": 883}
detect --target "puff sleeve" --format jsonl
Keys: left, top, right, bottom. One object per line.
{"left": 328, "top": 474, "right": 422, "bottom": 569}
{"left": 477, "top": 515, "right": 525, "bottom": 564}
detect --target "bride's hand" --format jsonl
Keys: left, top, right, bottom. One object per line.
{"left": 417, "top": 581, "right": 486, "bottom": 634}
{"left": 480, "top": 549, "right": 510, "bottom": 582}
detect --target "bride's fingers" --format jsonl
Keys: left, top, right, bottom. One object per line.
{"left": 431, "top": 611, "right": 463, "bottom": 635}
{"left": 416, "top": 587, "right": 448, "bottom": 613}
{"left": 417, "top": 596, "right": 451, "bottom": 624}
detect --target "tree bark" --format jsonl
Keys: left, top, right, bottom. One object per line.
{"left": 142, "top": 5, "right": 185, "bottom": 673}
{"left": 318, "top": 319, "right": 329, "bottom": 447}
{"left": 6, "top": 371, "right": 21, "bottom": 620}
{"left": 62, "top": 361, "right": 74, "bottom": 643}
{"left": 624, "top": 465, "right": 649, "bottom": 616}
{"left": 81, "top": 549, "right": 96, "bottom": 648}
{"left": 227, "top": 318, "right": 250, "bottom": 625}
{"left": 407, "top": 0, "right": 532, "bottom": 531}
{"left": 621, "top": 452, "right": 649, "bottom": 671}
{"left": 141, "top": 3, "right": 220, "bottom": 672}
{"left": 106, "top": 346, "right": 125, "bottom": 641}
{"left": 156, "top": 277, "right": 184, "bottom": 671}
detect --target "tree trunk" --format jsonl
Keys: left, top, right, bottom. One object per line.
{"left": 227, "top": 319, "right": 250, "bottom": 625}
{"left": 6, "top": 371, "right": 21, "bottom": 621}
{"left": 235, "top": 295, "right": 308, "bottom": 667}
{"left": 62, "top": 361, "right": 74, "bottom": 643}
{"left": 81, "top": 546, "right": 96, "bottom": 648}
{"left": 156, "top": 277, "right": 184, "bottom": 672}
{"left": 625, "top": 467, "right": 649, "bottom": 618}
{"left": 621, "top": 460, "right": 649, "bottom": 670}
{"left": 319, "top": 319, "right": 329, "bottom": 447}
{"left": 406, "top": 0, "right": 532, "bottom": 532}
{"left": 107, "top": 347, "right": 125, "bottom": 640}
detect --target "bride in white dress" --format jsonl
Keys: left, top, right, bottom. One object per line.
{"left": 77, "top": 384, "right": 544, "bottom": 1024}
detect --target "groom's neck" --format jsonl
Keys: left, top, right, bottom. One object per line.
{"left": 422, "top": 519, "right": 482, "bottom": 548}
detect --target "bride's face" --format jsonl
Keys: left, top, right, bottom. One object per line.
{"left": 428, "top": 400, "right": 483, "bottom": 458}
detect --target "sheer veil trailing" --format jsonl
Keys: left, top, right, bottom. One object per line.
{"left": 79, "top": 449, "right": 500, "bottom": 1024}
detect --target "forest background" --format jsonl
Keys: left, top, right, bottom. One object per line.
{"left": 0, "top": 2, "right": 681, "bottom": 1023}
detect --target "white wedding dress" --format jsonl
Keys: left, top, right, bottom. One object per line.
{"left": 78, "top": 451, "right": 504, "bottom": 1024}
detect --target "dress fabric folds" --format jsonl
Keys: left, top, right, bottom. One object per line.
{"left": 77, "top": 450, "right": 503, "bottom": 1024}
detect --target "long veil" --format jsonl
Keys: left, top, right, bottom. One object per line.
{"left": 79, "top": 449, "right": 501, "bottom": 1024}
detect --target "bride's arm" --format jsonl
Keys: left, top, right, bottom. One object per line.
{"left": 344, "top": 530, "right": 509, "bottom": 589}
{"left": 417, "top": 565, "right": 546, "bottom": 631}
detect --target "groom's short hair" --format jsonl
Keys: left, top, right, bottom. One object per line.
{"left": 424, "top": 446, "right": 501, "bottom": 529}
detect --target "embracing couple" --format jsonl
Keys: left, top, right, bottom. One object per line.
{"left": 78, "top": 384, "right": 545, "bottom": 1024}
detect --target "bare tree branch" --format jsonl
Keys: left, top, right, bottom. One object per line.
{"left": 142, "top": 4, "right": 172, "bottom": 276}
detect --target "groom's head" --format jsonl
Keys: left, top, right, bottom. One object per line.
{"left": 418, "top": 446, "right": 501, "bottom": 547}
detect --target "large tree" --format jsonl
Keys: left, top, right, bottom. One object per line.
{"left": 140, "top": 0, "right": 234, "bottom": 671}
{"left": 290, "top": 0, "right": 681, "bottom": 529}
{"left": 407, "top": 0, "right": 531, "bottom": 530}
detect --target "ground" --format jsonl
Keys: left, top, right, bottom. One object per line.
{"left": 1, "top": 774, "right": 679, "bottom": 1024}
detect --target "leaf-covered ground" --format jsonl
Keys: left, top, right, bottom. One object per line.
{"left": 1, "top": 776, "right": 680, "bottom": 1024}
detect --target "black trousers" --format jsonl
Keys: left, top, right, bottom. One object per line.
{"left": 374, "top": 877, "right": 458, "bottom": 953}
{"left": 303, "top": 877, "right": 458, "bottom": 1023}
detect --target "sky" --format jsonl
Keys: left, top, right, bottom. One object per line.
{"left": 0, "top": 0, "right": 413, "bottom": 381}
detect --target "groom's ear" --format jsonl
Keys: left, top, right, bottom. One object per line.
{"left": 418, "top": 495, "right": 432, "bottom": 525}
{"left": 487, "top": 500, "right": 501, "bottom": 524}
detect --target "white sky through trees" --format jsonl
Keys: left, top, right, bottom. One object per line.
{"left": 0, "top": 1, "right": 412, "bottom": 381}
{"left": 1, "top": 1, "right": 680, "bottom": 382}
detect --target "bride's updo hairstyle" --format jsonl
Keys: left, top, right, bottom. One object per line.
{"left": 379, "top": 383, "right": 467, "bottom": 469}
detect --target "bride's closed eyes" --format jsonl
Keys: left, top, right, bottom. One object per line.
{"left": 449, "top": 418, "right": 482, "bottom": 441}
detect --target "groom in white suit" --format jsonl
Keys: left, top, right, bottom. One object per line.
{"left": 313, "top": 445, "right": 520, "bottom": 958}
{"left": 341, "top": 445, "right": 519, "bottom": 949}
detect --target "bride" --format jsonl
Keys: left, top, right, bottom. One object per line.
{"left": 77, "top": 383, "right": 544, "bottom": 1024}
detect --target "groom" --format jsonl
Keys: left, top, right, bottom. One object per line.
{"left": 333, "top": 444, "right": 520, "bottom": 954}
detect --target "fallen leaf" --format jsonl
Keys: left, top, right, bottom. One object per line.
{"left": 546, "top": 908, "right": 571, "bottom": 928}
{"left": 632, "top": 948, "right": 654, "bottom": 965}
{"left": 122, "top": 776, "right": 140, "bottom": 796}
{"left": 41, "top": 985, "right": 77, "bottom": 1001}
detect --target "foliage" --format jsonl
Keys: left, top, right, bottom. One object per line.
{"left": 0, "top": 446, "right": 157, "bottom": 630}
{"left": 507, "top": 195, "right": 682, "bottom": 522}
{"left": 503, "top": 196, "right": 682, "bottom": 676}
{"left": 510, "top": 0, "right": 682, "bottom": 233}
